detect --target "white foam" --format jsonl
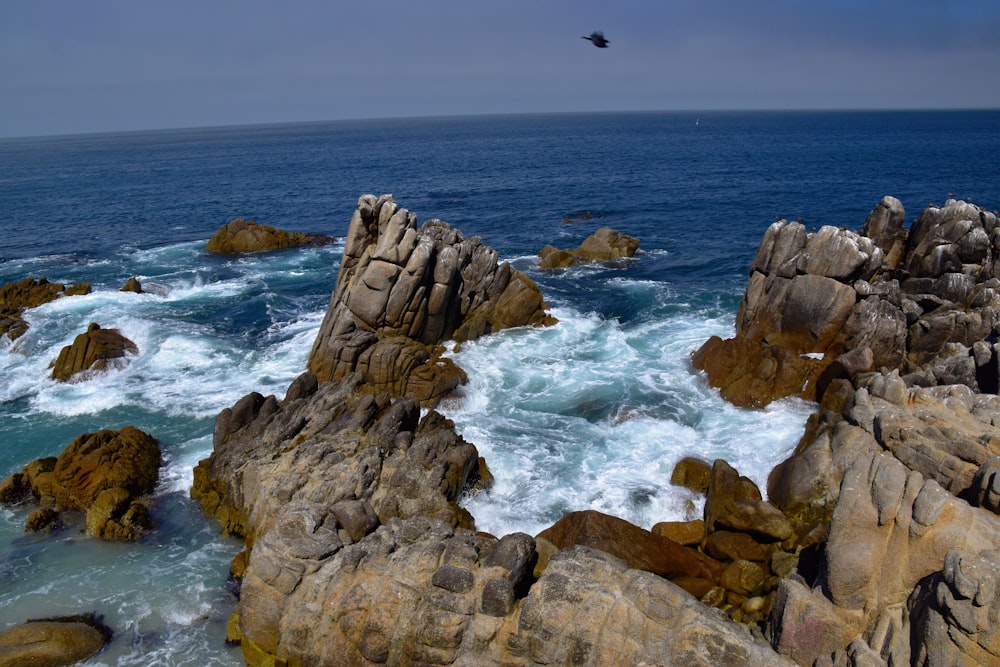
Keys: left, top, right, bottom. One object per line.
{"left": 444, "top": 305, "right": 811, "bottom": 535}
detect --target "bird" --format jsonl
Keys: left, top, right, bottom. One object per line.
{"left": 583, "top": 31, "right": 609, "bottom": 48}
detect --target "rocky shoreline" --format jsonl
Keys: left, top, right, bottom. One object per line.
{"left": 4, "top": 192, "right": 1000, "bottom": 665}
{"left": 192, "top": 194, "right": 1000, "bottom": 665}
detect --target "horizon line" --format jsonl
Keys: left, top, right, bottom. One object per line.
{"left": 3, "top": 106, "right": 999, "bottom": 142}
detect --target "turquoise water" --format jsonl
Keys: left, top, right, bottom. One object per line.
{"left": 1, "top": 111, "right": 998, "bottom": 663}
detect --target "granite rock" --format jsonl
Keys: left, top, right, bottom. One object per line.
{"left": 50, "top": 322, "right": 138, "bottom": 382}
{"left": 205, "top": 217, "right": 334, "bottom": 254}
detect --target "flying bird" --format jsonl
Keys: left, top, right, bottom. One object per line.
{"left": 583, "top": 31, "right": 609, "bottom": 48}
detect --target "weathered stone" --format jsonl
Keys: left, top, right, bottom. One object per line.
{"left": 705, "top": 459, "right": 793, "bottom": 542}
{"left": 50, "top": 322, "right": 138, "bottom": 382}
{"left": 0, "top": 613, "right": 112, "bottom": 667}
{"left": 670, "top": 456, "right": 712, "bottom": 494}
{"left": 0, "top": 277, "right": 91, "bottom": 340}
{"left": 536, "top": 509, "right": 723, "bottom": 581}
{"left": 703, "top": 530, "right": 772, "bottom": 563}
{"left": 205, "top": 217, "right": 333, "bottom": 254}
{"left": 120, "top": 276, "right": 143, "bottom": 293}
{"left": 2, "top": 427, "right": 160, "bottom": 540}
{"left": 307, "top": 195, "right": 555, "bottom": 406}
{"left": 538, "top": 227, "right": 640, "bottom": 268}
{"left": 651, "top": 519, "right": 705, "bottom": 546}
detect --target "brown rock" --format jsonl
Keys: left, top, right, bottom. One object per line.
{"left": 705, "top": 459, "right": 793, "bottom": 542}
{"left": 703, "top": 530, "right": 772, "bottom": 562}
{"left": 120, "top": 276, "right": 143, "bottom": 293}
{"left": 0, "top": 613, "right": 112, "bottom": 667}
{"left": 50, "top": 322, "right": 138, "bottom": 382}
{"left": 670, "top": 456, "right": 712, "bottom": 494}
{"left": 538, "top": 227, "right": 640, "bottom": 268}
{"left": 205, "top": 218, "right": 334, "bottom": 254}
{"left": 536, "top": 509, "right": 723, "bottom": 581}
{"left": 306, "top": 195, "right": 554, "bottom": 406}
{"left": 0, "top": 277, "right": 91, "bottom": 340}
{"left": 651, "top": 519, "right": 705, "bottom": 546}
{"left": 718, "top": 559, "right": 767, "bottom": 596}
{"left": 3, "top": 427, "right": 161, "bottom": 540}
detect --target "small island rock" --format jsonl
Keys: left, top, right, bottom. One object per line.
{"left": 205, "top": 217, "right": 334, "bottom": 254}
{"left": 50, "top": 322, "right": 138, "bottom": 382}
{"left": 0, "top": 277, "right": 91, "bottom": 340}
{"left": 538, "top": 227, "right": 640, "bottom": 268}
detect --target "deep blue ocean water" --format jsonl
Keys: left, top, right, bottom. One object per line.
{"left": 1, "top": 110, "right": 998, "bottom": 664}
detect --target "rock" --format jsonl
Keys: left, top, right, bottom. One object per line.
{"left": 693, "top": 199, "right": 1000, "bottom": 407}
{"left": 538, "top": 227, "right": 640, "bottom": 268}
{"left": 965, "top": 456, "right": 1000, "bottom": 513}
{"left": 306, "top": 195, "right": 555, "bottom": 406}
{"left": 670, "top": 456, "right": 713, "bottom": 494}
{"left": 0, "top": 613, "right": 113, "bottom": 667}
{"left": 205, "top": 217, "right": 334, "bottom": 254}
{"left": 536, "top": 509, "right": 723, "bottom": 582}
{"left": 120, "top": 276, "right": 143, "bottom": 293}
{"left": 0, "top": 277, "right": 91, "bottom": 340}
{"left": 50, "top": 322, "right": 138, "bottom": 382}
{"left": 2, "top": 427, "right": 161, "bottom": 540}
{"left": 703, "top": 530, "right": 773, "bottom": 563}
{"left": 705, "top": 459, "right": 793, "bottom": 542}
{"left": 652, "top": 519, "right": 705, "bottom": 546}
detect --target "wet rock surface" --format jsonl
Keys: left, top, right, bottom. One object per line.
{"left": 49, "top": 322, "right": 138, "bottom": 382}
{"left": 1, "top": 427, "right": 160, "bottom": 540}
{"left": 0, "top": 277, "right": 91, "bottom": 340}
{"left": 205, "top": 217, "right": 334, "bottom": 254}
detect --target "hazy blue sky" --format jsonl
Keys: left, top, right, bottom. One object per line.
{"left": 2, "top": 0, "right": 999, "bottom": 137}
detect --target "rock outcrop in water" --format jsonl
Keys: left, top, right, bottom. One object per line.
{"left": 0, "top": 427, "right": 160, "bottom": 541}
{"left": 193, "top": 196, "right": 792, "bottom": 665}
{"left": 692, "top": 197, "right": 1000, "bottom": 665}
{"left": 0, "top": 613, "right": 113, "bottom": 667}
{"left": 307, "top": 194, "right": 555, "bottom": 405}
{"left": 538, "top": 226, "right": 640, "bottom": 268}
{"left": 205, "top": 217, "right": 334, "bottom": 254}
{"left": 49, "top": 322, "right": 138, "bottom": 382}
{"left": 693, "top": 197, "right": 1000, "bottom": 408}
{"left": 0, "top": 277, "right": 91, "bottom": 340}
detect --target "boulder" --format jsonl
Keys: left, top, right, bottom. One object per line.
{"left": 0, "top": 613, "right": 112, "bottom": 667}
{"left": 306, "top": 194, "right": 555, "bottom": 406}
{"left": 670, "top": 456, "right": 713, "bottom": 494}
{"left": 536, "top": 509, "right": 723, "bottom": 582}
{"left": 704, "top": 459, "right": 793, "bottom": 542}
{"left": 120, "top": 276, "right": 143, "bottom": 293}
{"left": 1, "top": 427, "right": 161, "bottom": 540}
{"left": 50, "top": 322, "right": 138, "bottom": 382}
{"left": 205, "top": 217, "right": 334, "bottom": 254}
{"left": 0, "top": 277, "right": 91, "bottom": 340}
{"left": 538, "top": 227, "right": 640, "bottom": 268}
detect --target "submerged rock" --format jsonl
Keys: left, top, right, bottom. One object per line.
{"left": 538, "top": 226, "right": 640, "bottom": 268}
{"left": 50, "top": 322, "right": 138, "bottom": 382}
{"left": 1, "top": 427, "right": 161, "bottom": 540}
{"left": 0, "top": 277, "right": 91, "bottom": 340}
{"left": 205, "top": 217, "right": 334, "bottom": 254}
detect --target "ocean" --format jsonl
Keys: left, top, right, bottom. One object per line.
{"left": 1, "top": 110, "right": 998, "bottom": 664}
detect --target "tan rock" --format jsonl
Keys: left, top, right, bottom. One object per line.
{"left": 0, "top": 277, "right": 91, "bottom": 340}
{"left": 0, "top": 614, "right": 112, "bottom": 667}
{"left": 205, "top": 217, "right": 333, "bottom": 254}
{"left": 651, "top": 519, "right": 705, "bottom": 546}
{"left": 2, "top": 427, "right": 160, "bottom": 540}
{"left": 538, "top": 227, "right": 640, "bottom": 268}
{"left": 536, "top": 509, "right": 723, "bottom": 582}
{"left": 670, "top": 456, "right": 712, "bottom": 494}
{"left": 50, "top": 322, "right": 138, "bottom": 382}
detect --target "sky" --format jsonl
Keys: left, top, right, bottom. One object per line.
{"left": 2, "top": 0, "right": 999, "bottom": 137}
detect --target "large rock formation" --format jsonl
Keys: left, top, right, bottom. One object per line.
{"left": 192, "top": 196, "right": 795, "bottom": 665}
{"left": 0, "top": 427, "right": 160, "bottom": 541}
{"left": 0, "top": 277, "right": 91, "bottom": 340}
{"left": 49, "top": 322, "right": 138, "bottom": 382}
{"left": 538, "top": 226, "right": 640, "bottom": 269}
{"left": 205, "top": 218, "right": 334, "bottom": 254}
{"left": 307, "top": 194, "right": 555, "bottom": 405}
{"left": 693, "top": 197, "right": 1000, "bottom": 407}
{"left": 687, "top": 196, "right": 1000, "bottom": 665}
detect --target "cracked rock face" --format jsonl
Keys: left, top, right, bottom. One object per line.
{"left": 693, "top": 197, "right": 1000, "bottom": 408}
{"left": 307, "top": 194, "right": 555, "bottom": 406}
